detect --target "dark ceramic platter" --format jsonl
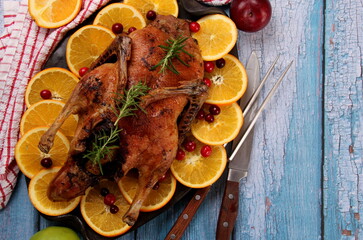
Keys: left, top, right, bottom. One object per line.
{"left": 41, "top": 1, "right": 235, "bottom": 239}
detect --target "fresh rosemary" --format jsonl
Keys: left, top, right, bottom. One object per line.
{"left": 151, "top": 36, "right": 194, "bottom": 75}
{"left": 83, "top": 82, "right": 150, "bottom": 175}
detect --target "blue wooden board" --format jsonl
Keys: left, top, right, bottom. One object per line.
{"left": 1, "top": 0, "right": 362, "bottom": 239}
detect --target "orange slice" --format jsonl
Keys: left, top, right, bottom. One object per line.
{"left": 118, "top": 170, "right": 176, "bottom": 212}
{"left": 205, "top": 54, "right": 248, "bottom": 105}
{"left": 25, "top": 67, "right": 79, "bottom": 108}
{"left": 66, "top": 25, "right": 116, "bottom": 77}
{"left": 28, "top": 167, "right": 81, "bottom": 216}
{"left": 28, "top": 0, "right": 82, "bottom": 28}
{"left": 191, "top": 102, "right": 243, "bottom": 146}
{"left": 124, "top": 0, "right": 178, "bottom": 18}
{"left": 192, "top": 14, "right": 237, "bottom": 61}
{"left": 171, "top": 138, "right": 227, "bottom": 188}
{"left": 93, "top": 3, "right": 146, "bottom": 31}
{"left": 80, "top": 179, "right": 132, "bottom": 237}
{"left": 20, "top": 100, "right": 78, "bottom": 139}
{"left": 15, "top": 127, "right": 70, "bottom": 178}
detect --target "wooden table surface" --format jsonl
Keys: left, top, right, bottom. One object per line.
{"left": 1, "top": 0, "right": 362, "bottom": 239}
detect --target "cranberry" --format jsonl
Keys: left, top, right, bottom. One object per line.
{"left": 78, "top": 67, "right": 89, "bottom": 77}
{"left": 205, "top": 113, "right": 215, "bottom": 123}
{"left": 100, "top": 188, "right": 109, "bottom": 197}
{"left": 196, "top": 109, "right": 206, "bottom": 120}
{"left": 146, "top": 10, "right": 157, "bottom": 20}
{"left": 104, "top": 193, "right": 116, "bottom": 206}
{"left": 128, "top": 27, "right": 137, "bottom": 34}
{"left": 209, "top": 105, "right": 221, "bottom": 115}
{"left": 176, "top": 148, "right": 186, "bottom": 160}
{"left": 189, "top": 22, "right": 200, "bottom": 32}
{"left": 40, "top": 89, "right": 52, "bottom": 100}
{"left": 158, "top": 174, "right": 166, "bottom": 182}
{"left": 153, "top": 182, "right": 160, "bottom": 190}
{"left": 112, "top": 23, "right": 123, "bottom": 34}
{"left": 110, "top": 204, "right": 119, "bottom": 214}
{"left": 201, "top": 145, "right": 212, "bottom": 157}
{"left": 184, "top": 139, "right": 197, "bottom": 152}
{"left": 40, "top": 158, "right": 52, "bottom": 168}
{"left": 204, "top": 61, "right": 215, "bottom": 73}
{"left": 216, "top": 58, "right": 226, "bottom": 68}
{"left": 203, "top": 77, "right": 212, "bottom": 87}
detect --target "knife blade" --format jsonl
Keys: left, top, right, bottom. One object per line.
{"left": 216, "top": 52, "right": 261, "bottom": 239}
{"left": 216, "top": 59, "right": 293, "bottom": 239}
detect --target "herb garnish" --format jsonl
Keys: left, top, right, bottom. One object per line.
{"left": 83, "top": 82, "right": 150, "bottom": 174}
{"left": 151, "top": 36, "right": 194, "bottom": 75}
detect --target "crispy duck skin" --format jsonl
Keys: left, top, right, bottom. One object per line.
{"left": 39, "top": 15, "right": 208, "bottom": 226}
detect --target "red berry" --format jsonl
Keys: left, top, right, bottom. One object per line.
{"left": 153, "top": 182, "right": 160, "bottom": 190}
{"left": 196, "top": 109, "right": 206, "bottom": 120}
{"left": 203, "top": 77, "right": 212, "bottom": 87}
{"left": 205, "top": 113, "right": 215, "bottom": 123}
{"left": 209, "top": 105, "right": 221, "bottom": 115}
{"left": 158, "top": 174, "right": 166, "bottom": 182}
{"left": 128, "top": 27, "right": 137, "bottom": 34}
{"left": 110, "top": 204, "right": 119, "bottom": 214}
{"left": 100, "top": 188, "right": 109, "bottom": 197}
{"left": 201, "top": 145, "right": 212, "bottom": 157}
{"left": 104, "top": 193, "right": 116, "bottom": 206}
{"left": 204, "top": 61, "right": 215, "bottom": 73}
{"left": 112, "top": 23, "right": 123, "bottom": 34}
{"left": 189, "top": 22, "right": 200, "bottom": 32}
{"left": 40, "top": 89, "right": 52, "bottom": 99}
{"left": 40, "top": 158, "right": 52, "bottom": 168}
{"left": 146, "top": 10, "right": 157, "bottom": 20}
{"left": 79, "top": 67, "right": 89, "bottom": 77}
{"left": 184, "top": 139, "right": 196, "bottom": 152}
{"left": 176, "top": 148, "right": 186, "bottom": 160}
{"left": 216, "top": 58, "right": 226, "bottom": 68}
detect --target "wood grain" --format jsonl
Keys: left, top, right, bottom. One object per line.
{"left": 324, "top": 0, "right": 363, "bottom": 239}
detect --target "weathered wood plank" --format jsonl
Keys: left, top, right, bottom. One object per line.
{"left": 0, "top": 175, "right": 39, "bottom": 239}
{"left": 324, "top": 0, "right": 363, "bottom": 239}
{"left": 233, "top": 0, "right": 324, "bottom": 239}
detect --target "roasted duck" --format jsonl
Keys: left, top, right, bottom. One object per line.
{"left": 38, "top": 15, "right": 208, "bottom": 225}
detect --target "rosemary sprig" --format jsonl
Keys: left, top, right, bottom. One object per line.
{"left": 83, "top": 82, "right": 150, "bottom": 174}
{"left": 151, "top": 36, "right": 194, "bottom": 75}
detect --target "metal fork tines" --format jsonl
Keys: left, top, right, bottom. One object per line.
{"left": 230, "top": 59, "right": 294, "bottom": 160}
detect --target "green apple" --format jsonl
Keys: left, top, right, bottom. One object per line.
{"left": 30, "top": 226, "right": 80, "bottom": 240}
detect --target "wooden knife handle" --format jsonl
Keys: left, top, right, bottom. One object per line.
{"left": 216, "top": 180, "right": 240, "bottom": 240}
{"left": 165, "top": 186, "right": 211, "bottom": 240}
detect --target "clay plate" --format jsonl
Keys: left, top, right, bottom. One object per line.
{"left": 38, "top": 1, "right": 236, "bottom": 239}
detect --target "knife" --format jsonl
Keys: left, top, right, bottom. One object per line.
{"left": 216, "top": 52, "right": 261, "bottom": 239}
{"left": 165, "top": 52, "right": 261, "bottom": 240}
{"left": 216, "top": 58, "right": 293, "bottom": 239}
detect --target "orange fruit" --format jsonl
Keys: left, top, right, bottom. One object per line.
{"left": 25, "top": 67, "right": 79, "bottom": 108}
{"left": 66, "top": 25, "right": 116, "bottom": 77}
{"left": 191, "top": 102, "right": 243, "bottom": 146}
{"left": 28, "top": 0, "right": 82, "bottom": 28}
{"left": 205, "top": 54, "right": 248, "bottom": 105}
{"left": 15, "top": 127, "right": 70, "bottom": 179}
{"left": 80, "top": 179, "right": 132, "bottom": 237}
{"left": 93, "top": 3, "right": 146, "bottom": 31}
{"left": 118, "top": 170, "right": 176, "bottom": 212}
{"left": 124, "top": 0, "right": 178, "bottom": 18}
{"left": 28, "top": 167, "right": 81, "bottom": 216}
{"left": 170, "top": 138, "right": 227, "bottom": 188}
{"left": 20, "top": 100, "right": 78, "bottom": 139}
{"left": 192, "top": 14, "right": 237, "bottom": 61}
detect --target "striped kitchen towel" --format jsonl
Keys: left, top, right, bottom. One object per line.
{"left": 0, "top": 0, "right": 111, "bottom": 209}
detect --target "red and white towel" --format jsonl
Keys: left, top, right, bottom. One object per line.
{"left": 0, "top": 0, "right": 111, "bottom": 209}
